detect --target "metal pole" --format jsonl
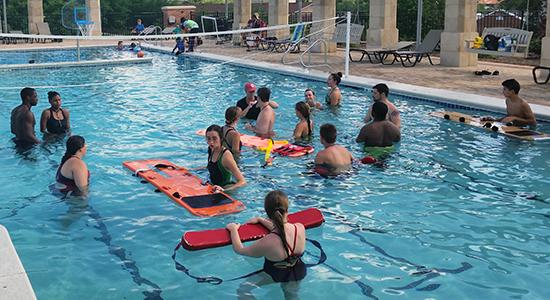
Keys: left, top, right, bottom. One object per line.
{"left": 77, "top": 31, "right": 81, "bottom": 62}
{"left": 2, "top": 0, "right": 7, "bottom": 33}
{"left": 297, "top": 0, "right": 303, "bottom": 23}
{"left": 345, "top": 11, "right": 351, "bottom": 78}
{"left": 225, "top": 0, "right": 229, "bottom": 20}
{"left": 416, "top": 0, "right": 423, "bottom": 45}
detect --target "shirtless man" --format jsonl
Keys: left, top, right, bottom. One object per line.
{"left": 481, "top": 79, "right": 536, "bottom": 127}
{"left": 11, "top": 87, "right": 40, "bottom": 146}
{"left": 356, "top": 102, "right": 401, "bottom": 147}
{"left": 364, "top": 83, "right": 401, "bottom": 128}
{"left": 236, "top": 82, "right": 278, "bottom": 120}
{"left": 245, "top": 87, "right": 275, "bottom": 138}
{"left": 315, "top": 123, "right": 353, "bottom": 175}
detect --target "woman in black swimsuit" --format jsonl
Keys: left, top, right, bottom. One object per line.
{"left": 227, "top": 190, "right": 306, "bottom": 298}
{"left": 40, "top": 91, "right": 70, "bottom": 134}
{"left": 222, "top": 106, "right": 242, "bottom": 158}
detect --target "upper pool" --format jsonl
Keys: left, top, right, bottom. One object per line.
{"left": 0, "top": 48, "right": 549, "bottom": 299}
{"left": 0, "top": 47, "right": 137, "bottom": 65}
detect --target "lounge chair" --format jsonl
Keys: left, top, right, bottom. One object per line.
{"left": 139, "top": 25, "right": 161, "bottom": 36}
{"left": 260, "top": 23, "right": 306, "bottom": 53}
{"left": 36, "top": 22, "right": 62, "bottom": 43}
{"left": 532, "top": 66, "right": 550, "bottom": 84}
{"left": 349, "top": 41, "right": 415, "bottom": 63}
{"left": 378, "top": 29, "right": 442, "bottom": 67}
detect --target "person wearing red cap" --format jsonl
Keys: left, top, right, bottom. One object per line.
{"left": 236, "top": 82, "right": 278, "bottom": 120}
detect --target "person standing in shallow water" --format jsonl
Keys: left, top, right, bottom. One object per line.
{"left": 56, "top": 135, "right": 89, "bottom": 197}
{"left": 325, "top": 72, "right": 343, "bottom": 106}
{"left": 11, "top": 87, "right": 41, "bottom": 146}
{"left": 226, "top": 190, "right": 306, "bottom": 299}
{"left": 364, "top": 83, "right": 401, "bottom": 128}
{"left": 40, "top": 91, "right": 71, "bottom": 134}
{"left": 314, "top": 123, "right": 353, "bottom": 176}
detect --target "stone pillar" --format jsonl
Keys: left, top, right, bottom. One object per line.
{"left": 366, "top": 0, "right": 398, "bottom": 48}
{"left": 540, "top": 2, "right": 550, "bottom": 66}
{"left": 86, "top": 0, "right": 102, "bottom": 36}
{"left": 310, "top": 0, "right": 336, "bottom": 53}
{"left": 440, "top": 0, "right": 478, "bottom": 67}
{"left": 268, "top": 0, "right": 289, "bottom": 39}
{"left": 232, "top": 0, "right": 252, "bottom": 45}
{"left": 27, "top": 0, "right": 44, "bottom": 34}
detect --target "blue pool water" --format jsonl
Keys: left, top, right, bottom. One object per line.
{"left": 1, "top": 48, "right": 549, "bottom": 299}
{"left": 0, "top": 47, "right": 136, "bottom": 64}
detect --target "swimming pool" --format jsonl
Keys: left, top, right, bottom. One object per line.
{"left": 1, "top": 49, "right": 549, "bottom": 299}
{"left": 0, "top": 47, "right": 136, "bottom": 65}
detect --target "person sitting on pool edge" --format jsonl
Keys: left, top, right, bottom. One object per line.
{"left": 40, "top": 91, "right": 70, "bottom": 135}
{"left": 245, "top": 87, "right": 276, "bottom": 138}
{"left": 481, "top": 79, "right": 536, "bottom": 127}
{"left": 172, "top": 37, "right": 185, "bottom": 56}
{"left": 131, "top": 18, "right": 145, "bottom": 35}
{"left": 205, "top": 125, "right": 246, "bottom": 192}
{"left": 236, "top": 82, "right": 278, "bottom": 120}
{"left": 364, "top": 83, "right": 401, "bottom": 128}
{"left": 304, "top": 88, "right": 322, "bottom": 110}
{"left": 226, "top": 190, "right": 306, "bottom": 297}
{"left": 326, "top": 72, "right": 343, "bottom": 106}
{"left": 11, "top": 87, "right": 41, "bottom": 146}
{"left": 356, "top": 102, "right": 400, "bottom": 147}
{"left": 314, "top": 123, "right": 353, "bottom": 176}
{"left": 293, "top": 101, "right": 313, "bottom": 141}
{"left": 56, "top": 135, "right": 89, "bottom": 197}
{"left": 222, "top": 106, "right": 242, "bottom": 158}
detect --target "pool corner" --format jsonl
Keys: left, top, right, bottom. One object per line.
{"left": 0, "top": 225, "right": 37, "bottom": 300}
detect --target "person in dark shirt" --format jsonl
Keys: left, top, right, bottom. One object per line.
{"left": 236, "top": 82, "right": 278, "bottom": 120}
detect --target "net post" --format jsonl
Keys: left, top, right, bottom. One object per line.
{"left": 344, "top": 11, "right": 351, "bottom": 78}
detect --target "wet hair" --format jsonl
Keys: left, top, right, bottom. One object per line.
{"left": 61, "top": 135, "right": 85, "bottom": 165}
{"left": 372, "top": 101, "right": 389, "bottom": 121}
{"left": 320, "top": 123, "right": 337, "bottom": 144}
{"left": 225, "top": 106, "right": 239, "bottom": 124}
{"left": 48, "top": 91, "right": 60, "bottom": 102}
{"left": 257, "top": 87, "right": 271, "bottom": 102}
{"left": 130, "top": 42, "right": 136, "bottom": 49}
{"left": 373, "top": 83, "right": 389, "bottom": 97}
{"left": 264, "top": 190, "right": 290, "bottom": 253}
{"left": 329, "top": 72, "right": 343, "bottom": 85}
{"left": 502, "top": 79, "right": 520, "bottom": 94}
{"left": 20, "top": 87, "right": 36, "bottom": 102}
{"left": 304, "top": 88, "right": 315, "bottom": 96}
{"left": 295, "top": 102, "right": 312, "bottom": 136}
{"left": 206, "top": 124, "right": 223, "bottom": 140}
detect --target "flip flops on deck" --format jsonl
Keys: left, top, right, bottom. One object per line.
{"left": 474, "top": 70, "right": 499, "bottom": 76}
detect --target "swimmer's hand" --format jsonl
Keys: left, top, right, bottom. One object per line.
{"left": 246, "top": 217, "right": 261, "bottom": 224}
{"left": 212, "top": 185, "right": 224, "bottom": 193}
{"left": 245, "top": 123, "right": 254, "bottom": 131}
{"left": 226, "top": 223, "right": 240, "bottom": 232}
{"left": 480, "top": 116, "right": 495, "bottom": 122}
{"left": 248, "top": 101, "right": 257, "bottom": 107}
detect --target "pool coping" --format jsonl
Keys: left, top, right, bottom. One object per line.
{"left": 0, "top": 225, "right": 37, "bottom": 300}
{"left": 144, "top": 43, "right": 550, "bottom": 122}
{"left": 0, "top": 57, "right": 153, "bottom": 70}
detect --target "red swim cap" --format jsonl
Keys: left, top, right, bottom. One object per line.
{"left": 244, "top": 82, "right": 256, "bottom": 93}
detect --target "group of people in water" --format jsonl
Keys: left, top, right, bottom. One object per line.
{"left": 8, "top": 73, "right": 538, "bottom": 293}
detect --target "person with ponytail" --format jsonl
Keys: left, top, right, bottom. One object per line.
{"left": 226, "top": 190, "right": 306, "bottom": 296}
{"left": 40, "top": 91, "right": 70, "bottom": 134}
{"left": 293, "top": 101, "right": 313, "bottom": 141}
{"left": 55, "top": 135, "right": 89, "bottom": 196}
{"left": 222, "top": 107, "right": 242, "bottom": 157}
{"left": 325, "top": 72, "right": 343, "bottom": 106}
{"left": 205, "top": 124, "right": 246, "bottom": 192}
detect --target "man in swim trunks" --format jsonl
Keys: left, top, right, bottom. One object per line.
{"left": 315, "top": 124, "right": 353, "bottom": 175}
{"left": 481, "top": 79, "right": 536, "bottom": 127}
{"left": 356, "top": 102, "right": 401, "bottom": 147}
{"left": 11, "top": 87, "right": 40, "bottom": 146}
{"left": 364, "top": 83, "right": 401, "bottom": 128}
{"left": 236, "top": 82, "right": 279, "bottom": 120}
{"left": 245, "top": 87, "right": 275, "bottom": 138}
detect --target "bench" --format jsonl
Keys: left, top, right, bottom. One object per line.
{"left": 465, "top": 27, "right": 533, "bottom": 58}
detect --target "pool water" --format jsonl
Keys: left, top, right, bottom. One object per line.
{"left": 1, "top": 48, "right": 549, "bottom": 299}
{"left": 0, "top": 47, "right": 136, "bottom": 65}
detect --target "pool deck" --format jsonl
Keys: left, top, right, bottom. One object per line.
{"left": 1, "top": 39, "right": 550, "bottom": 120}
{"left": 0, "top": 225, "right": 37, "bottom": 300}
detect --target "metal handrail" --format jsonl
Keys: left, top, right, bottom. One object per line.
{"left": 281, "top": 36, "right": 309, "bottom": 65}
{"left": 299, "top": 38, "right": 332, "bottom": 70}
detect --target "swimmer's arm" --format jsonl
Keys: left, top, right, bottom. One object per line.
{"left": 329, "top": 90, "right": 341, "bottom": 106}
{"left": 73, "top": 161, "right": 89, "bottom": 196}
{"left": 230, "top": 132, "right": 241, "bottom": 157}
{"left": 39, "top": 110, "right": 48, "bottom": 133}
{"left": 65, "top": 109, "right": 71, "bottom": 130}
{"left": 222, "top": 152, "right": 246, "bottom": 191}
{"left": 364, "top": 106, "right": 373, "bottom": 123}
{"left": 293, "top": 122, "right": 304, "bottom": 140}
{"left": 391, "top": 110, "right": 401, "bottom": 128}
{"left": 24, "top": 111, "right": 40, "bottom": 144}
{"left": 268, "top": 100, "right": 279, "bottom": 109}
{"left": 226, "top": 223, "right": 268, "bottom": 257}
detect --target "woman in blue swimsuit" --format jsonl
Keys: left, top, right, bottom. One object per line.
{"left": 40, "top": 91, "right": 70, "bottom": 134}
{"left": 227, "top": 190, "right": 306, "bottom": 298}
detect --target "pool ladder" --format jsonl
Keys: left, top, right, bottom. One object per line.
{"left": 281, "top": 38, "right": 333, "bottom": 71}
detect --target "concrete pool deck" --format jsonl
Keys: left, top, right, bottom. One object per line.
{"left": 0, "top": 225, "right": 37, "bottom": 300}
